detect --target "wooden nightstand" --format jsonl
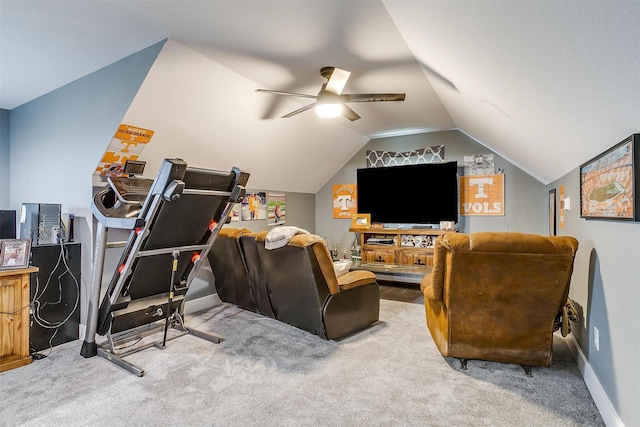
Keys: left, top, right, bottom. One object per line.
{"left": 1, "top": 267, "right": 38, "bottom": 372}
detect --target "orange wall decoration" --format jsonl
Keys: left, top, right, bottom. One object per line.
{"left": 333, "top": 184, "right": 357, "bottom": 219}
{"left": 459, "top": 174, "right": 505, "bottom": 216}
{"left": 95, "top": 124, "right": 154, "bottom": 176}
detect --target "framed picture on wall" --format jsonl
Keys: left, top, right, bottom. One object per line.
{"left": 548, "top": 189, "right": 556, "bottom": 236}
{"left": 580, "top": 134, "right": 640, "bottom": 220}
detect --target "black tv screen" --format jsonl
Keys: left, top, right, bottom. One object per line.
{"left": 357, "top": 162, "right": 458, "bottom": 226}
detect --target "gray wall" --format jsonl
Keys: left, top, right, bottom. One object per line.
{"left": 0, "top": 109, "right": 9, "bottom": 208}
{"left": 549, "top": 168, "right": 639, "bottom": 427}
{"left": 315, "top": 130, "right": 546, "bottom": 253}
{"left": 8, "top": 41, "right": 164, "bottom": 325}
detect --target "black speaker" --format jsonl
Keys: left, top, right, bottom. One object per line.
{"left": 0, "top": 210, "right": 16, "bottom": 239}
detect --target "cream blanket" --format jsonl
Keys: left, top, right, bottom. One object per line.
{"left": 265, "top": 226, "right": 310, "bottom": 250}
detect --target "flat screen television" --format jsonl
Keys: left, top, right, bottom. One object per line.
{"left": 356, "top": 162, "right": 458, "bottom": 227}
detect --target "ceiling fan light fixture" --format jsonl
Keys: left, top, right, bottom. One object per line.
{"left": 316, "top": 102, "right": 343, "bottom": 118}
{"left": 256, "top": 66, "right": 405, "bottom": 121}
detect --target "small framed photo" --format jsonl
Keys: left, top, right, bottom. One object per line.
{"left": 440, "top": 221, "right": 455, "bottom": 231}
{"left": 351, "top": 213, "right": 371, "bottom": 229}
{"left": 0, "top": 239, "right": 31, "bottom": 269}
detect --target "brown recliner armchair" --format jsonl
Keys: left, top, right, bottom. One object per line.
{"left": 420, "top": 232, "right": 578, "bottom": 371}
{"left": 256, "top": 233, "right": 380, "bottom": 340}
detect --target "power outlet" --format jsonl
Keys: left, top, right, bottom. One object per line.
{"left": 594, "top": 326, "right": 600, "bottom": 351}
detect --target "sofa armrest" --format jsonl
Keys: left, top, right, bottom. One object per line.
{"left": 420, "top": 274, "right": 441, "bottom": 301}
{"left": 338, "top": 270, "right": 377, "bottom": 291}
{"left": 422, "top": 234, "right": 449, "bottom": 302}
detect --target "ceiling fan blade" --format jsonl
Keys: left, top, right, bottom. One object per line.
{"left": 324, "top": 67, "right": 351, "bottom": 95}
{"left": 282, "top": 102, "right": 316, "bottom": 118}
{"left": 342, "top": 105, "right": 361, "bottom": 122}
{"left": 256, "top": 89, "right": 317, "bottom": 99}
{"left": 343, "top": 93, "right": 406, "bottom": 103}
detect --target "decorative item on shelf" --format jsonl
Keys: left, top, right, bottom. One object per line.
{"left": 350, "top": 237, "right": 361, "bottom": 261}
{"left": 426, "top": 236, "right": 434, "bottom": 248}
{"left": 0, "top": 239, "right": 31, "bottom": 270}
{"left": 331, "top": 243, "right": 338, "bottom": 261}
{"left": 440, "top": 221, "right": 455, "bottom": 231}
{"left": 351, "top": 213, "right": 371, "bottom": 229}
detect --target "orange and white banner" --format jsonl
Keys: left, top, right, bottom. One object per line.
{"left": 95, "top": 124, "right": 154, "bottom": 176}
{"left": 459, "top": 174, "right": 505, "bottom": 216}
{"left": 333, "top": 184, "right": 357, "bottom": 219}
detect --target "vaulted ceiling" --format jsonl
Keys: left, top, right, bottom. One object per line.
{"left": 2, "top": 1, "right": 639, "bottom": 192}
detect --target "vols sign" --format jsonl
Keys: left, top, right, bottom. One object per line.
{"left": 459, "top": 174, "right": 505, "bottom": 216}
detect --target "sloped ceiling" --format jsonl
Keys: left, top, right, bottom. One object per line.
{"left": 2, "top": 1, "right": 639, "bottom": 191}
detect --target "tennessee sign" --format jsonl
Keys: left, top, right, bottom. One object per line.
{"left": 459, "top": 174, "right": 505, "bottom": 216}
{"left": 333, "top": 184, "right": 357, "bottom": 219}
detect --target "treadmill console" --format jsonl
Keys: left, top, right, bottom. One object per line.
{"left": 108, "top": 176, "right": 154, "bottom": 204}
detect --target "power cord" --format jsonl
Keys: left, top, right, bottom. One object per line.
{"left": 30, "top": 240, "right": 80, "bottom": 359}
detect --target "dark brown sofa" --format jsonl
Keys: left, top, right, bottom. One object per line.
{"left": 208, "top": 227, "right": 257, "bottom": 311}
{"left": 209, "top": 228, "right": 380, "bottom": 339}
{"left": 420, "top": 232, "right": 578, "bottom": 369}
{"left": 208, "top": 228, "right": 275, "bottom": 317}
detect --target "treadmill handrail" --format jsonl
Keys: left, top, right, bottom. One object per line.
{"left": 181, "top": 188, "right": 232, "bottom": 197}
{"left": 136, "top": 244, "right": 211, "bottom": 258}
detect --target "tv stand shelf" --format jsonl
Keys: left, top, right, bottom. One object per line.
{"left": 350, "top": 228, "right": 450, "bottom": 269}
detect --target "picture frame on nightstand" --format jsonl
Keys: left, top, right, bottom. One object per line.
{"left": 0, "top": 239, "right": 31, "bottom": 270}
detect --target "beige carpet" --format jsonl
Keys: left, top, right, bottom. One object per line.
{"left": 0, "top": 298, "right": 603, "bottom": 426}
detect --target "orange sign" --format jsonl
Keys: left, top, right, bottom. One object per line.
{"left": 333, "top": 184, "right": 357, "bottom": 219}
{"left": 114, "top": 124, "right": 154, "bottom": 144}
{"left": 559, "top": 186, "right": 565, "bottom": 228}
{"left": 95, "top": 124, "right": 154, "bottom": 176}
{"left": 459, "top": 174, "right": 505, "bottom": 216}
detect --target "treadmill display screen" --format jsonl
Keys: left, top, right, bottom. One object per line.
{"left": 108, "top": 177, "right": 154, "bottom": 204}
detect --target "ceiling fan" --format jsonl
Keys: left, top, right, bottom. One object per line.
{"left": 256, "top": 66, "right": 406, "bottom": 121}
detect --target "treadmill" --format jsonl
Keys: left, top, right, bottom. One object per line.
{"left": 81, "top": 158, "right": 249, "bottom": 376}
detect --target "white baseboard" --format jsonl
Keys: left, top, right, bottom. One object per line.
{"left": 184, "top": 293, "right": 223, "bottom": 315}
{"left": 566, "top": 335, "right": 624, "bottom": 427}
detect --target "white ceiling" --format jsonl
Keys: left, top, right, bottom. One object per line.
{"left": 2, "top": 1, "right": 640, "bottom": 191}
